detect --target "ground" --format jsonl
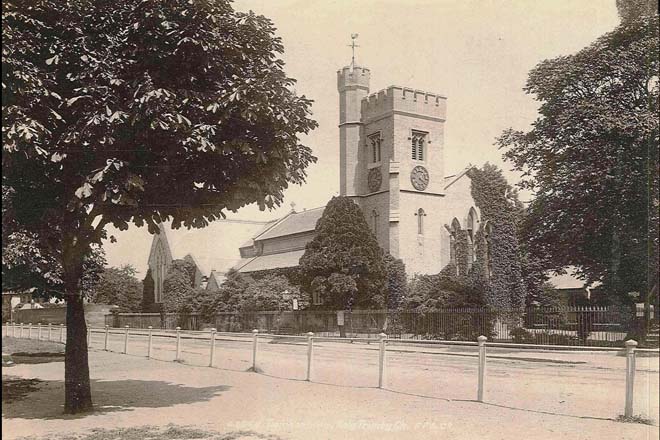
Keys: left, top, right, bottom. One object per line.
{"left": 2, "top": 332, "right": 659, "bottom": 440}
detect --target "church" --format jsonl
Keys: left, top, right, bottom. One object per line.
{"left": 143, "top": 58, "right": 483, "bottom": 310}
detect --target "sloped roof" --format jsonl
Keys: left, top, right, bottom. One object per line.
{"left": 233, "top": 249, "right": 306, "bottom": 273}
{"left": 255, "top": 207, "right": 325, "bottom": 241}
{"left": 238, "top": 219, "right": 279, "bottom": 249}
{"left": 547, "top": 267, "right": 601, "bottom": 290}
{"left": 443, "top": 166, "right": 474, "bottom": 190}
{"left": 158, "top": 220, "right": 273, "bottom": 275}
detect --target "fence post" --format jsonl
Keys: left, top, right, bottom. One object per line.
{"left": 209, "top": 328, "right": 217, "bottom": 367}
{"left": 104, "top": 325, "right": 109, "bottom": 351}
{"left": 306, "top": 332, "right": 314, "bottom": 381}
{"left": 251, "top": 329, "right": 259, "bottom": 371}
{"left": 624, "top": 339, "right": 638, "bottom": 417}
{"left": 28, "top": 323, "right": 32, "bottom": 339}
{"left": 175, "top": 327, "right": 181, "bottom": 361}
{"left": 20, "top": 323, "right": 24, "bottom": 338}
{"left": 147, "top": 326, "right": 153, "bottom": 358}
{"left": 378, "top": 332, "right": 388, "bottom": 389}
{"left": 48, "top": 323, "right": 52, "bottom": 341}
{"left": 477, "top": 335, "right": 487, "bottom": 402}
{"left": 38, "top": 323, "right": 42, "bottom": 340}
{"left": 59, "top": 323, "right": 64, "bottom": 343}
{"left": 123, "top": 325, "right": 130, "bottom": 354}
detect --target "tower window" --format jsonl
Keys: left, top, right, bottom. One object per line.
{"left": 368, "top": 133, "right": 382, "bottom": 163}
{"left": 372, "top": 210, "right": 380, "bottom": 236}
{"left": 411, "top": 131, "right": 427, "bottom": 161}
{"left": 416, "top": 208, "right": 426, "bottom": 235}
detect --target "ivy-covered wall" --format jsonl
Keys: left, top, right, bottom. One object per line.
{"left": 467, "top": 164, "right": 527, "bottom": 309}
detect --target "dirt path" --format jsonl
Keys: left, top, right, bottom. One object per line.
{"left": 2, "top": 337, "right": 658, "bottom": 440}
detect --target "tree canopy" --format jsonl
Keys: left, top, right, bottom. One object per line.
{"left": 299, "top": 196, "right": 386, "bottom": 309}
{"left": 87, "top": 265, "right": 143, "bottom": 312}
{"left": 496, "top": 3, "right": 659, "bottom": 303}
{"left": 2, "top": 0, "right": 317, "bottom": 413}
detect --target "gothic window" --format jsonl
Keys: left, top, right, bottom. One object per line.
{"left": 368, "top": 133, "right": 382, "bottom": 163}
{"left": 416, "top": 208, "right": 426, "bottom": 235}
{"left": 312, "top": 290, "right": 323, "bottom": 306}
{"left": 372, "top": 210, "right": 380, "bottom": 236}
{"left": 450, "top": 218, "right": 461, "bottom": 276}
{"left": 483, "top": 221, "right": 493, "bottom": 279}
{"left": 466, "top": 208, "right": 478, "bottom": 271}
{"left": 411, "top": 131, "right": 427, "bottom": 161}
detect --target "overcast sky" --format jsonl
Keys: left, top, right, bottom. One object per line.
{"left": 103, "top": 0, "right": 621, "bottom": 276}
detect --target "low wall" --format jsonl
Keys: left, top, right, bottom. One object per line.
{"left": 13, "top": 304, "right": 118, "bottom": 327}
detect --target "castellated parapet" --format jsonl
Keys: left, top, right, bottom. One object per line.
{"left": 361, "top": 86, "right": 447, "bottom": 122}
{"left": 337, "top": 65, "right": 371, "bottom": 91}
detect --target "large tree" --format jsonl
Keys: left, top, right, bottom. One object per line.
{"left": 299, "top": 196, "right": 386, "bottom": 309}
{"left": 496, "top": 3, "right": 659, "bottom": 312}
{"left": 2, "top": 0, "right": 317, "bottom": 413}
{"left": 87, "top": 265, "right": 142, "bottom": 312}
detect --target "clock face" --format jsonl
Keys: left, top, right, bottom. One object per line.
{"left": 410, "top": 166, "right": 429, "bottom": 191}
{"left": 368, "top": 167, "right": 382, "bottom": 192}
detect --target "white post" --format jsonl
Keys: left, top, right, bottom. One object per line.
{"left": 38, "top": 323, "right": 42, "bottom": 340}
{"left": 20, "top": 323, "right": 24, "bottom": 338}
{"left": 209, "top": 328, "right": 217, "bottom": 367}
{"left": 477, "top": 335, "right": 487, "bottom": 402}
{"left": 104, "top": 325, "right": 109, "bottom": 351}
{"left": 306, "top": 332, "right": 314, "bottom": 381}
{"left": 13, "top": 322, "right": 16, "bottom": 337}
{"left": 147, "top": 326, "right": 153, "bottom": 359}
{"left": 378, "top": 332, "right": 388, "bottom": 389}
{"left": 28, "top": 323, "right": 32, "bottom": 339}
{"left": 251, "top": 329, "right": 259, "bottom": 371}
{"left": 59, "top": 323, "right": 64, "bottom": 343}
{"left": 48, "top": 323, "right": 52, "bottom": 341}
{"left": 87, "top": 327, "right": 92, "bottom": 348}
{"left": 175, "top": 327, "right": 181, "bottom": 361}
{"left": 123, "top": 325, "right": 129, "bottom": 354}
{"left": 624, "top": 339, "right": 638, "bottom": 417}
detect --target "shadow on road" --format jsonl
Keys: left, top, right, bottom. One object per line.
{"left": 1, "top": 376, "right": 230, "bottom": 420}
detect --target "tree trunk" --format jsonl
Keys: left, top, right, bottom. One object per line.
{"left": 64, "top": 260, "right": 93, "bottom": 414}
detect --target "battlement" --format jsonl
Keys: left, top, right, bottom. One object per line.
{"left": 337, "top": 65, "right": 371, "bottom": 91}
{"left": 361, "top": 86, "right": 447, "bottom": 121}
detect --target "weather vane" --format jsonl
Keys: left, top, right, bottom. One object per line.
{"left": 349, "top": 33, "right": 359, "bottom": 69}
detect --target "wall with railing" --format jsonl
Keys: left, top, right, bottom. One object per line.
{"left": 104, "top": 306, "right": 654, "bottom": 347}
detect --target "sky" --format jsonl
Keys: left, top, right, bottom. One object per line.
{"left": 102, "top": 0, "right": 621, "bottom": 276}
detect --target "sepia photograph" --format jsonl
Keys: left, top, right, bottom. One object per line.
{"left": 2, "top": 1, "right": 658, "bottom": 439}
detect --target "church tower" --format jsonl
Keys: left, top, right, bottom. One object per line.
{"left": 337, "top": 39, "right": 449, "bottom": 275}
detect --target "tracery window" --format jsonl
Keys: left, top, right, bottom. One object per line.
{"left": 466, "top": 208, "right": 478, "bottom": 271}
{"left": 368, "top": 133, "right": 382, "bottom": 163}
{"left": 411, "top": 131, "right": 427, "bottom": 161}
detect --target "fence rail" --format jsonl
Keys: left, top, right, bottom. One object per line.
{"left": 104, "top": 306, "right": 656, "bottom": 347}
{"left": 3, "top": 321, "right": 657, "bottom": 420}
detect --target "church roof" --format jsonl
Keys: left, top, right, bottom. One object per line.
{"left": 157, "top": 220, "right": 272, "bottom": 275}
{"left": 233, "top": 249, "right": 306, "bottom": 273}
{"left": 254, "top": 207, "right": 325, "bottom": 241}
{"left": 443, "top": 166, "right": 475, "bottom": 190}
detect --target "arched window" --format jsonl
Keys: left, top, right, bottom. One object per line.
{"left": 372, "top": 210, "right": 379, "bottom": 236}
{"left": 416, "top": 208, "right": 426, "bottom": 235}
{"left": 368, "top": 132, "right": 382, "bottom": 163}
{"left": 450, "top": 218, "right": 461, "bottom": 276}
{"left": 466, "top": 208, "right": 478, "bottom": 271}
{"left": 483, "top": 221, "right": 493, "bottom": 279}
{"left": 411, "top": 131, "right": 427, "bottom": 160}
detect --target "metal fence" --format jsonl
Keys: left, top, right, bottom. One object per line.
{"left": 105, "top": 306, "right": 654, "bottom": 347}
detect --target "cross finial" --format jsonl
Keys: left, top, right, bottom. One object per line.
{"left": 349, "top": 33, "right": 359, "bottom": 70}
{"left": 290, "top": 201, "right": 297, "bottom": 212}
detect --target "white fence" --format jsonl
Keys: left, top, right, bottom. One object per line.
{"left": 3, "top": 321, "right": 658, "bottom": 419}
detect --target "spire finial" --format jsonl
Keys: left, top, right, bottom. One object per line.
{"left": 349, "top": 33, "right": 359, "bottom": 70}
{"left": 290, "top": 201, "right": 297, "bottom": 213}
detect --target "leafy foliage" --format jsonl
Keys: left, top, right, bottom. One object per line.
{"left": 405, "top": 273, "right": 483, "bottom": 312}
{"left": 496, "top": 5, "right": 659, "bottom": 304}
{"left": 161, "top": 260, "right": 196, "bottom": 314}
{"left": 3, "top": 0, "right": 317, "bottom": 412}
{"left": 468, "top": 164, "right": 527, "bottom": 308}
{"left": 87, "top": 265, "right": 143, "bottom": 312}
{"left": 382, "top": 254, "right": 407, "bottom": 309}
{"left": 299, "top": 197, "right": 387, "bottom": 309}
